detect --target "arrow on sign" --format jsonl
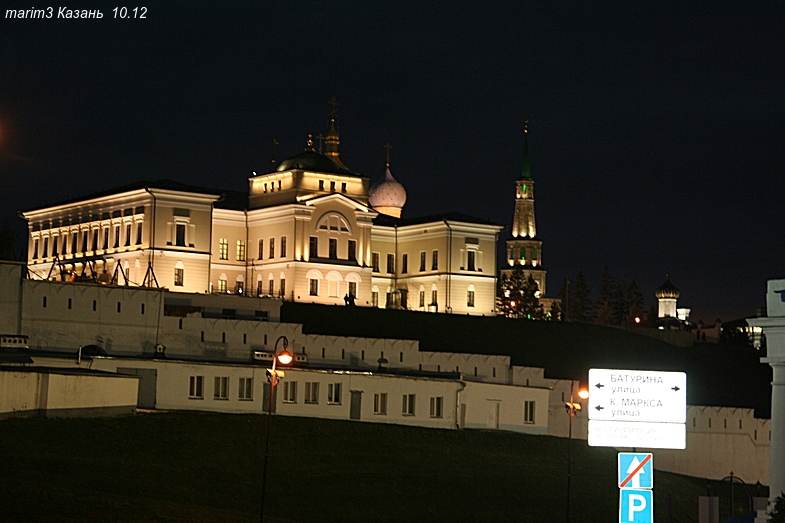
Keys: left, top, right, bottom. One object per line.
{"left": 620, "top": 453, "right": 652, "bottom": 488}
{"left": 671, "top": 386, "right": 680, "bottom": 392}
{"left": 595, "top": 405, "right": 604, "bottom": 411}
{"left": 595, "top": 383, "right": 604, "bottom": 389}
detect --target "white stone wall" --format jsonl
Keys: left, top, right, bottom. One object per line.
{"left": 461, "top": 380, "right": 550, "bottom": 434}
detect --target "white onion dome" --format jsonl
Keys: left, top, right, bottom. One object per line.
{"left": 369, "top": 168, "right": 407, "bottom": 217}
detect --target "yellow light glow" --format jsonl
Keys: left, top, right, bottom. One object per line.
{"left": 577, "top": 389, "right": 589, "bottom": 400}
{"left": 276, "top": 351, "right": 293, "bottom": 365}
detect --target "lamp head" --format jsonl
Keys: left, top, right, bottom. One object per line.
{"left": 276, "top": 351, "right": 294, "bottom": 366}
{"left": 577, "top": 389, "right": 589, "bottom": 400}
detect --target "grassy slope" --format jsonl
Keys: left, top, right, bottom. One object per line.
{"left": 282, "top": 303, "right": 772, "bottom": 417}
{"left": 0, "top": 412, "right": 736, "bottom": 523}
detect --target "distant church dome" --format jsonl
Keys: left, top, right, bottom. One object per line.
{"left": 369, "top": 168, "right": 407, "bottom": 218}
{"left": 655, "top": 275, "right": 680, "bottom": 299}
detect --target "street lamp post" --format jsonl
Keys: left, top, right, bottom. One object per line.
{"left": 259, "top": 336, "right": 293, "bottom": 523}
{"left": 565, "top": 381, "right": 589, "bottom": 523}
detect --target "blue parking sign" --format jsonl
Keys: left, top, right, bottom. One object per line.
{"left": 620, "top": 488, "right": 653, "bottom": 523}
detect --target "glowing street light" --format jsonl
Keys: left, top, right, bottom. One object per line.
{"left": 259, "top": 336, "right": 293, "bottom": 523}
{"left": 566, "top": 381, "right": 588, "bottom": 523}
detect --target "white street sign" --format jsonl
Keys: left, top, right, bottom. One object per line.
{"left": 589, "top": 419, "right": 686, "bottom": 449}
{"left": 588, "top": 369, "right": 687, "bottom": 423}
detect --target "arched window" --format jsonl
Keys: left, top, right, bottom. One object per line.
{"left": 316, "top": 212, "right": 351, "bottom": 234}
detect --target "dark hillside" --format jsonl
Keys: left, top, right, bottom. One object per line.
{"left": 282, "top": 303, "right": 772, "bottom": 417}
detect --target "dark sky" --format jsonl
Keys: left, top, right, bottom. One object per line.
{"left": 1, "top": 1, "right": 783, "bottom": 323}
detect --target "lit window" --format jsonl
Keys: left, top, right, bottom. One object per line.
{"left": 214, "top": 376, "right": 229, "bottom": 400}
{"left": 374, "top": 393, "right": 387, "bottom": 415}
{"left": 371, "top": 290, "right": 379, "bottom": 307}
{"left": 327, "top": 383, "right": 342, "bottom": 405}
{"left": 219, "top": 239, "right": 228, "bottom": 260}
{"left": 236, "top": 240, "right": 246, "bottom": 261}
{"left": 238, "top": 378, "right": 253, "bottom": 400}
{"left": 218, "top": 279, "right": 227, "bottom": 293}
{"left": 174, "top": 268, "right": 184, "bottom": 287}
{"left": 467, "top": 289, "right": 475, "bottom": 307}
{"left": 430, "top": 397, "right": 443, "bottom": 418}
{"left": 189, "top": 376, "right": 204, "bottom": 399}
{"left": 402, "top": 394, "right": 416, "bottom": 415}
{"left": 305, "top": 382, "right": 319, "bottom": 404}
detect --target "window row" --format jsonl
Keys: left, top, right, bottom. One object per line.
{"left": 374, "top": 393, "right": 443, "bottom": 418}
{"left": 509, "top": 245, "right": 538, "bottom": 262}
{"left": 32, "top": 222, "right": 143, "bottom": 259}
{"left": 189, "top": 376, "right": 254, "bottom": 401}
{"left": 309, "top": 237, "right": 356, "bottom": 261}
{"left": 282, "top": 381, "right": 342, "bottom": 405}
{"left": 372, "top": 250, "right": 440, "bottom": 273}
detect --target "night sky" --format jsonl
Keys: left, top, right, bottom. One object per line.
{"left": 1, "top": 1, "right": 783, "bottom": 323}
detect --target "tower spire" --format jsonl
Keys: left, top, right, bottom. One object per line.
{"left": 520, "top": 120, "right": 532, "bottom": 180}
{"left": 324, "top": 96, "right": 350, "bottom": 171}
{"left": 384, "top": 142, "right": 392, "bottom": 167}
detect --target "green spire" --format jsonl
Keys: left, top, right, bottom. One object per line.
{"left": 520, "top": 121, "right": 532, "bottom": 180}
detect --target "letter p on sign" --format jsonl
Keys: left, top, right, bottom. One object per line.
{"left": 620, "top": 489, "right": 653, "bottom": 523}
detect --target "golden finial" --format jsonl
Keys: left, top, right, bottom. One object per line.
{"left": 384, "top": 143, "right": 392, "bottom": 167}
{"left": 306, "top": 133, "right": 314, "bottom": 151}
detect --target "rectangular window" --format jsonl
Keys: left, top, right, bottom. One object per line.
{"left": 125, "top": 224, "right": 131, "bottom": 246}
{"left": 175, "top": 223, "right": 186, "bottom": 247}
{"left": 402, "top": 254, "right": 408, "bottom": 273}
{"left": 327, "top": 383, "right": 342, "bottom": 405}
{"left": 467, "top": 251, "right": 476, "bottom": 271}
{"left": 329, "top": 238, "right": 337, "bottom": 259}
{"left": 524, "top": 401, "right": 536, "bottom": 424}
{"left": 82, "top": 232, "right": 88, "bottom": 252}
{"left": 309, "top": 278, "right": 319, "bottom": 296}
{"left": 269, "top": 238, "right": 275, "bottom": 258}
{"left": 236, "top": 240, "right": 246, "bottom": 261}
{"left": 330, "top": 181, "right": 335, "bottom": 191}
{"left": 374, "top": 393, "right": 388, "bottom": 415}
{"left": 348, "top": 240, "right": 356, "bottom": 261}
{"left": 174, "top": 268, "right": 184, "bottom": 287}
{"left": 136, "top": 222, "right": 143, "bottom": 244}
{"left": 189, "top": 376, "right": 204, "bottom": 399}
{"left": 371, "top": 291, "right": 379, "bottom": 307}
{"left": 91, "top": 230, "right": 98, "bottom": 251}
{"left": 269, "top": 279, "right": 275, "bottom": 296}
{"left": 467, "top": 290, "right": 475, "bottom": 307}
{"left": 113, "top": 226, "right": 120, "bottom": 248}
{"left": 372, "top": 252, "right": 380, "bottom": 272}
{"left": 432, "top": 289, "right": 438, "bottom": 306}
{"left": 214, "top": 376, "right": 229, "bottom": 400}
{"left": 33, "top": 239, "right": 39, "bottom": 259}
{"left": 348, "top": 281, "right": 357, "bottom": 298}
{"left": 279, "top": 278, "right": 286, "bottom": 297}
{"left": 238, "top": 377, "right": 253, "bottom": 400}
{"left": 258, "top": 239, "right": 264, "bottom": 260}
{"left": 419, "top": 290, "right": 425, "bottom": 307}
{"left": 218, "top": 279, "right": 227, "bottom": 293}
{"left": 309, "top": 236, "right": 318, "bottom": 257}
{"left": 219, "top": 238, "right": 228, "bottom": 260}
{"left": 103, "top": 228, "right": 109, "bottom": 250}
{"left": 280, "top": 236, "right": 286, "bottom": 257}
{"left": 305, "top": 382, "right": 319, "bottom": 404}
{"left": 432, "top": 250, "right": 438, "bottom": 270}
{"left": 52, "top": 237, "right": 58, "bottom": 256}
{"left": 283, "top": 381, "right": 297, "bottom": 403}
{"left": 402, "top": 394, "right": 416, "bottom": 416}
{"left": 318, "top": 180, "right": 324, "bottom": 191}
{"left": 430, "top": 397, "right": 443, "bottom": 418}
{"left": 386, "top": 254, "right": 395, "bottom": 274}
{"left": 420, "top": 251, "right": 426, "bottom": 272}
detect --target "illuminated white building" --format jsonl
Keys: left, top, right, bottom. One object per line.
{"left": 20, "top": 118, "right": 502, "bottom": 316}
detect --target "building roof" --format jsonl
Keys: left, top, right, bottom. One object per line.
{"left": 655, "top": 275, "right": 681, "bottom": 299}
{"left": 276, "top": 150, "right": 359, "bottom": 176}
{"left": 21, "top": 179, "right": 225, "bottom": 213}
{"left": 373, "top": 212, "right": 504, "bottom": 228}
